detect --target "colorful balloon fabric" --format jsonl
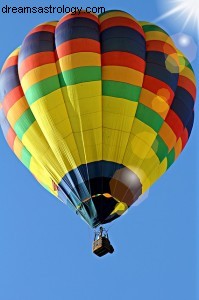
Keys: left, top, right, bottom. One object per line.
{"left": 0, "top": 10, "right": 196, "bottom": 227}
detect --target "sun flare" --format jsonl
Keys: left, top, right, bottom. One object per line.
{"left": 155, "top": 0, "right": 199, "bottom": 34}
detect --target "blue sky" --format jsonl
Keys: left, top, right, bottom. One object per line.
{"left": 0, "top": 0, "right": 198, "bottom": 299}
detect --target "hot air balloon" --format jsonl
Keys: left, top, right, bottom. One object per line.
{"left": 0, "top": 10, "right": 196, "bottom": 256}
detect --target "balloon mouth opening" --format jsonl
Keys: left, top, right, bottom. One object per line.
{"left": 82, "top": 193, "right": 113, "bottom": 203}
{"left": 83, "top": 193, "right": 122, "bottom": 228}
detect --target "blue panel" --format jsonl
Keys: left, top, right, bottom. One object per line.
{"left": 101, "top": 37, "right": 145, "bottom": 59}
{"left": 101, "top": 26, "right": 145, "bottom": 46}
{"left": 186, "top": 111, "right": 194, "bottom": 136}
{"left": 173, "top": 87, "right": 194, "bottom": 110}
{"left": 55, "top": 17, "right": 99, "bottom": 46}
{"left": 0, "top": 110, "right": 10, "bottom": 137}
{"left": 145, "top": 62, "right": 179, "bottom": 91}
{"left": 19, "top": 32, "right": 55, "bottom": 65}
{"left": 171, "top": 97, "right": 192, "bottom": 127}
{"left": 0, "top": 66, "right": 20, "bottom": 95}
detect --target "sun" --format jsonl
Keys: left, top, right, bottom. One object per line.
{"left": 155, "top": 0, "right": 199, "bottom": 35}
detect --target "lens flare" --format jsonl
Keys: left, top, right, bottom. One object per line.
{"left": 172, "top": 33, "right": 197, "bottom": 62}
{"left": 155, "top": 0, "right": 199, "bottom": 39}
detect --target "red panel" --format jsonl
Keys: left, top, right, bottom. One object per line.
{"left": 6, "top": 128, "right": 16, "bottom": 150}
{"left": 2, "top": 55, "right": 18, "bottom": 73}
{"left": 56, "top": 38, "right": 100, "bottom": 57}
{"left": 178, "top": 75, "right": 196, "bottom": 100}
{"left": 19, "top": 52, "right": 55, "bottom": 79}
{"left": 27, "top": 25, "right": 56, "bottom": 37}
{"left": 146, "top": 40, "right": 176, "bottom": 55}
{"left": 3, "top": 86, "right": 24, "bottom": 115}
{"left": 165, "top": 110, "right": 184, "bottom": 139}
{"left": 100, "top": 17, "right": 145, "bottom": 38}
{"left": 101, "top": 51, "right": 145, "bottom": 73}
{"left": 143, "top": 75, "right": 174, "bottom": 106}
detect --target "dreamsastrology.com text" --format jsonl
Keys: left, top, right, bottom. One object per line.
{"left": 1, "top": 5, "right": 106, "bottom": 15}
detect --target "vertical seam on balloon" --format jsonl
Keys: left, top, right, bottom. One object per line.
{"left": 98, "top": 12, "right": 145, "bottom": 222}
{"left": 99, "top": 13, "right": 104, "bottom": 227}
{"left": 125, "top": 23, "right": 181, "bottom": 200}
{"left": 53, "top": 22, "right": 85, "bottom": 207}
{"left": 19, "top": 25, "right": 81, "bottom": 208}
{"left": 0, "top": 68, "right": 57, "bottom": 196}
{"left": 120, "top": 22, "right": 180, "bottom": 204}
{"left": 140, "top": 49, "right": 196, "bottom": 191}
{"left": 110, "top": 22, "right": 147, "bottom": 202}
{"left": 54, "top": 16, "right": 100, "bottom": 220}
{"left": 3, "top": 49, "right": 58, "bottom": 191}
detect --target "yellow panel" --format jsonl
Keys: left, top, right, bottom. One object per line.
{"left": 132, "top": 118, "right": 157, "bottom": 146}
{"left": 139, "top": 88, "right": 170, "bottom": 119}
{"left": 102, "top": 66, "right": 144, "bottom": 86}
{"left": 123, "top": 138, "right": 159, "bottom": 176}
{"left": 146, "top": 166, "right": 159, "bottom": 187}
{"left": 144, "top": 31, "right": 175, "bottom": 46}
{"left": 103, "top": 129, "right": 129, "bottom": 163}
{"left": 29, "top": 158, "right": 46, "bottom": 179}
{"left": 103, "top": 96, "right": 137, "bottom": 117}
{"left": 74, "top": 128, "right": 102, "bottom": 163}
{"left": 13, "top": 137, "right": 23, "bottom": 159}
{"left": 179, "top": 66, "right": 196, "bottom": 84}
{"left": 123, "top": 135, "right": 152, "bottom": 163}
{"left": 70, "top": 111, "right": 102, "bottom": 132}
{"left": 74, "top": 128, "right": 102, "bottom": 146}
{"left": 65, "top": 96, "right": 101, "bottom": 117}
{"left": 31, "top": 88, "right": 63, "bottom": 111}
{"left": 142, "top": 180, "right": 150, "bottom": 194}
{"left": 7, "top": 96, "right": 29, "bottom": 127}
{"left": 61, "top": 82, "right": 102, "bottom": 166}
{"left": 21, "top": 64, "right": 57, "bottom": 91}
{"left": 64, "top": 81, "right": 101, "bottom": 100}
{"left": 141, "top": 156, "right": 167, "bottom": 192}
{"left": 103, "top": 111, "right": 133, "bottom": 132}
{"left": 21, "top": 122, "right": 67, "bottom": 181}
{"left": 63, "top": 137, "right": 82, "bottom": 167}
{"left": 57, "top": 52, "right": 101, "bottom": 72}
{"left": 99, "top": 11, "right": 136, "bottom": 22}
{"left": 21, "top": 122, "right": 51, "bottom": 154}
{"left": 31, "top": 89, "right": 72, "bottom": 137}
{"left": 158, "top": 158, "right": 167, "bottom": 178}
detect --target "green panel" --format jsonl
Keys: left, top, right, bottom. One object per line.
{"left": 141, "top": 24, "right": 167, "bottom": 34}
{"left": 14, "top": 109, "right": 35, "bottom": 139}
{"left": 167, "top": 148, "right": 175, "bottom": 169}
{"left": 26, "top": 67, "right": 101, "bottom": 105}
{"left": 21, "top": 147, "right": 32, "bottom": 168}
{"left": 178, "top": 56, "right": 193, "bottom": 72}
{"left": 152, "top": 135, "right": 168, "bottom": 162}
{"left": 25, "top": 76, "right": 60, "bottom": 105}
{"left": 103, "top": 80, "right": 141, "bottom": 102}
{"left": 60, "top": 66, "right": 101, "bottom": 86}
{"left": 98, "top": 9, "right": 126, "bottom": 17}
{"left": 136, "top": 104, "right": 163, "bottom": 132}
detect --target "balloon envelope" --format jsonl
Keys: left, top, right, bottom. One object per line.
{"left": 0, "top": 10, "right": 196, "bottom": 227}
